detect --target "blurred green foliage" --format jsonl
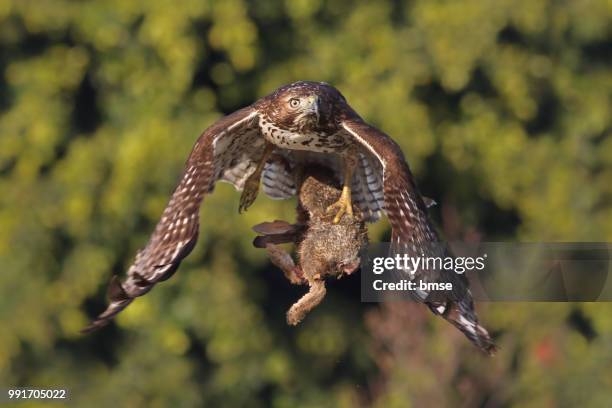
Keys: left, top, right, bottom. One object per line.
{"left": 0, "top": 0, "right": 611, "bottom": 406}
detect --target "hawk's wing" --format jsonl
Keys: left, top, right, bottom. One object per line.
{"left": 83, "top": 106, "right": 263, "bottom": 332}
{"left": 341, "top": 117, "right": 497, "bottom": 354}
{"left": 341, "top": 118, "right": 439, "bottom": 248}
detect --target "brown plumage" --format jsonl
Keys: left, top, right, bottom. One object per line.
{"left": 253, "top": 165, "right": 367, "bottom": 325}
{"left": 83, "top": 81, "right": 496, "bottom": 355}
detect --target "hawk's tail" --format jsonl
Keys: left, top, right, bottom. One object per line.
{"left": 429, "top": 300, "right": 498, "bottom": 355}
{"left": 81, "top": 276, "right": 133, "bottom": 333}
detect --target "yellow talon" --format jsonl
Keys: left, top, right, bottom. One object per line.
{"left": 239, "top": 174, "right": 261, "bottom": 213}
{"left": 238, "top": 143, "right": 274, "bottom": 213}
{"left": 325, "top": 151, "right": 357, "bottom": 224}
{"left": 326, "top": 185, "right": 353, "bottom": 223}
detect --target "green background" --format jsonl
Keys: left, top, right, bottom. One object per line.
{"left": 1, "top": 0, "right": 611, "bottom": 406}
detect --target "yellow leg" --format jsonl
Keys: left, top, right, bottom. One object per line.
{"left": 326, "top": 155, "right": 355, "bottom": 223}
{"left": 239, "top": 143, "right": 274, "bottom": 213}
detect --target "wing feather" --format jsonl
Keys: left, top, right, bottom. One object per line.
{"left": 341, "top": 118, "right": 496, "bottom": 354}
{"left": 341, "top": 118, "right": 437, "bottom": 245}
{"left": 351, "top": 152, "right": 384, "bottom": 222}
{"left": 83, "top": 107, "right": 261, "bottom": 332}
{"left": 261, "top": 155, "right": 297, "bottom": 199}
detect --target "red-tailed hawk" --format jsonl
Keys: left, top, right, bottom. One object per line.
{"left": 83, "top": 81, "right": 496, "bottom": 354}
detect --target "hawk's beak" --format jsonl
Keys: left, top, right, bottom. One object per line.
{"left": 296, "top": 96, "right": 320, "bottom": 127}
{"left": 308, "top": 95, "right": 320, "bottom": 124}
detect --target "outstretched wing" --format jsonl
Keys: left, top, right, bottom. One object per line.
{"left": 83, "top": 106, "right": 263, "bottom": 332}
{"left": 341, "top": 117, "right": 496, "bottom": 354}
{"left": 341, "top": 118, "right": 438, "bottom": 248}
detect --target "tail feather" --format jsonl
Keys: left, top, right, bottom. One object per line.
{"left": 429, "top": 301, "right": 498, "bottom": 355}
{"left": 81, "top": 276, "right": 133, "bottom": 334}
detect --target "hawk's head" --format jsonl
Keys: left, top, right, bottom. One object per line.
{"left": 259, "top": 81, "right": 347, "bottom": 133}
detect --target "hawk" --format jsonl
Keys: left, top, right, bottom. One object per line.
{"left": 83, "top": 81, "right": 496, "bottom": 354}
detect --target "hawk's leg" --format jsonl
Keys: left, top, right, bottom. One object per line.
{"left": 264, "top": 243, "right": 306, "bottom": 285}
{"left": 326, "top": 151, "right": 357, "bottom": 223}
{"left": 239, "top": 143, "right": 275, "bottom": 213}
{"left": 287, "top": 276, "right": 326, "bottom": 325}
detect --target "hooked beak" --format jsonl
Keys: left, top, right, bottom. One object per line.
{"left": 306, "top": 95, "right": 320, "bottom": 124}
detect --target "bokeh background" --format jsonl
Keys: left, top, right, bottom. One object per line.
{"left": 1, "top": 0, "right": 611, "bottom": 406}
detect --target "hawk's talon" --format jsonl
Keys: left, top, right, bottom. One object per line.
{"left": 326, "top": 188, "right": 353, "bottom": 224}
{"left": 239, "top": 175, "right": 261, "bottom": 213}
{"left": 238, "top": 142, "right": 275, "bottom": 213}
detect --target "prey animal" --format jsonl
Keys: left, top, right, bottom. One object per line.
{"left": 252, "top": 165, "right": 368, "bottom": 325}
{"left": 83, "top": 81, "right": 496, "bottom": 354}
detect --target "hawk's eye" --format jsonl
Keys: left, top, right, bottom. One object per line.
{"left": 289, "top": 98, "right": 301, "bottom": 109}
